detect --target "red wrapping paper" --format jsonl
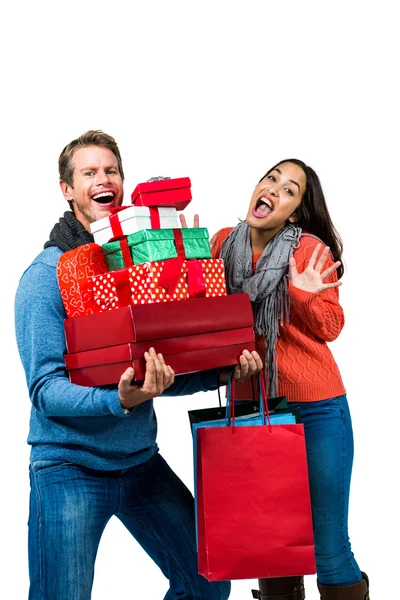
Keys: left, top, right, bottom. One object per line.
{"left": 131, "top": 177, "right": 192, "bottom": 210}
{"left": 57, "top": 244, "right": 108, "bottom": 318}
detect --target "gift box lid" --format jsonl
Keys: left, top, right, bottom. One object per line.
{"left": 90, "top": 206, "right": 177, "bottom": 235}
{"left": 102, "top": 227, "right": 209, "bottom": 255}
{"left": 131, "top": 177, "right": 191, "bottom": 201}
{"left": 65, "top": 343, "right": 134, "bottom": 371}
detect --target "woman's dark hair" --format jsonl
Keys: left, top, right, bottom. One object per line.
{"left": 260, "top": 158, "right": 344, "bottom": 278}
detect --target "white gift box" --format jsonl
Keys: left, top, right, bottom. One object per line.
{"left": 90, "top": 205, "right": 179, "bottom": 245}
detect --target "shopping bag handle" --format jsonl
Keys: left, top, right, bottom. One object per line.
{"left": 226, "top": 372, "right": 272, "bottom": 433}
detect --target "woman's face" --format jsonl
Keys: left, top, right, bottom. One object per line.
{"left": 246, "top": 161, "right": 306, "bottom": 234}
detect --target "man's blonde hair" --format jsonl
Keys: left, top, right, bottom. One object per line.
{"left": 58, "top": 130, "right": 125, "bottom": 186}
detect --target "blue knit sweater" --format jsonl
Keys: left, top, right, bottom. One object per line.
{"left": 15, "top": 247, "right": 219, "bottom": 470}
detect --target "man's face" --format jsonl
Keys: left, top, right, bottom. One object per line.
{"left": 60, "top": 145, "right": 124, "bottom": 231}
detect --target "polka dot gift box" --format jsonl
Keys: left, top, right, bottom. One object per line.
{"left": 89, "top": 258, "right": 227, "bottom": 311}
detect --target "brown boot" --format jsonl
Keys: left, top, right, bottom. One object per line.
{"left": 251, "top": 576, "right": 305, "bottom": 599}
{"left": 317, "top": 572, "right": 370, "bottom": 599}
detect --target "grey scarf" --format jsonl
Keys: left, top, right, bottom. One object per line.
{"left": 44, "top": 211, "right": 94, "bottom": 252}
{"left": 220, "top": 222, "right": 302, "bottom": 397}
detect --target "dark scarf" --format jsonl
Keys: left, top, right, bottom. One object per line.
{"left": 44, "top": 211, "right": 94, "bottom": 252}
{"left": 220, "top": 222, "right": 302, "bottom": 397}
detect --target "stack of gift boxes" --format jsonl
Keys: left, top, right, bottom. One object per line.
{"left": 59, "top": 177, "right": 256, "bottom": 385}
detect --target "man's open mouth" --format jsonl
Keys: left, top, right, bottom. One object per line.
{"left": 92, "top": 191, "right": 115, "bottom": 204}
{"left": 253, "top": 196, "right": 274, "bottom": 218}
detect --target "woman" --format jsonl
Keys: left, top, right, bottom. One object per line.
{"left": 209, "top": 159, "right": 370, "bottom": 599}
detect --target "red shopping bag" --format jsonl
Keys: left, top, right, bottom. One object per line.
{"left": 196, "top": 375, "right": 316, "bottom": 581}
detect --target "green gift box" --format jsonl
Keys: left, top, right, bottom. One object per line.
{"left": 103, "top": 227, "right": 212, "bottom": 271}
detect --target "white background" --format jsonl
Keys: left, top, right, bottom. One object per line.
{"left": 1, "top": 1, "right": 398, "bottom": 598}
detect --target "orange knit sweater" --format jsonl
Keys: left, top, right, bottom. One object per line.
{"left": 212, "top": 227, "right": 346, "bottom": 403}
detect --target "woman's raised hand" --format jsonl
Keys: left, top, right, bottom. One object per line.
{"left": 289, "top": 244, "right": 342, "bottom": 294}
{"left": 179, "top": 214, "right": 200, "bottom": 228}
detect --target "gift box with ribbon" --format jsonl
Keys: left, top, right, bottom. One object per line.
{"left": 90, "top": 205, "right": 179, "bottom": 246}
{"left": 131, "top": 177, "right": 191, "bottom": 211}
{"left": 57, "top": 243, "right": 108, "bottom": 318}
{"left": 65, "top": 328, "right": 255, "bottom": 385}
{"left": 88, "top": 258, "right": 226, "bottom": 311}
{"left": 102, "top": 227, "right": 211, "bottom": 271}
{"left": 63, "top": 294, "right": 255, "bottom": 385}
{"left": 64, "top": 294, "right": 253, "bottom": 354}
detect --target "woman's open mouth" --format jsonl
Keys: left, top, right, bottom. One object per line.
{"left": 252, "top": 196, "right": 274, "bottom": 218}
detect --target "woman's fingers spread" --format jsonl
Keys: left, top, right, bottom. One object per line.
{"left": 308, "top": 244, "right": 322, "bottom": 271}
{"left": 179, "top": 214, "right": 188, "bottom": 228}
{"left": 322, "top": 281, "right": 342, "bottom": 291}
{"left": 289, "top": 256, "right": 298, "bottom": 278}
{"left": 321, "top": 261, "right": 341, "bottom": 281}
{"left": 315, "top": 246, "right": 330, "bottom": 272}
{"left": 179, "top": 213, "right": 199, "bottom": 228}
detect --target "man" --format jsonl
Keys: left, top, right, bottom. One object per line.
{"left": 15, "top": 130, "right": 261, "bottom": 600}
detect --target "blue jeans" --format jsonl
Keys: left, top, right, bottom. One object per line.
{"left": 28, "top": 452, "right": 231, "bottom": 600}
{"left": 290, "top": 395, "right": 363, "bottom": 586}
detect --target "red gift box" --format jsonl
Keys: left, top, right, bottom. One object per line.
{"left": 64, "top": 294, "right": 254, "bottom": 354}
{"left": 65, "top": 327, "right": 255, "bottom": 384}
{"left": 57, "top": 244, "right": 108, "bottom": 318}
{"left": 131, "top": 177, "right": 192, "bottom": 210}
{"left": 88, "top": 258, "right": 226, "bottom": 311}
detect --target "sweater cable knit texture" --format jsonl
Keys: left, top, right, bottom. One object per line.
{"left": 212, "top": 227, "right": 346, "bottom": 402}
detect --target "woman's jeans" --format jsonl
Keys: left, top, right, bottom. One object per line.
{"left": 28, "top": 452, "right": 231, "bottom": 600}
{"left": 291, "top": 395, "right": 363, "bottom": 586}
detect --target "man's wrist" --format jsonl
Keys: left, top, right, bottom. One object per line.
{"left": 218, "top": 368, "right": 233, "bottom": 385}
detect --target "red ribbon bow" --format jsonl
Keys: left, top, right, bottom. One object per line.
{"left": 109, "top": 206, "right": 130, "bottom": 240}
{"left": 158, "top": 230, "right": 206, "bottom": 298}
{"left": 108, "top": 206, "right": 161, "bottom": 241}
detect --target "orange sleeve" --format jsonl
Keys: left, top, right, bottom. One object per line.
{"left": 210, "top": 227, "right": 234, "bottom": 259}
{"left": 288, "top": 236, "right": 345, "bottom": 342}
